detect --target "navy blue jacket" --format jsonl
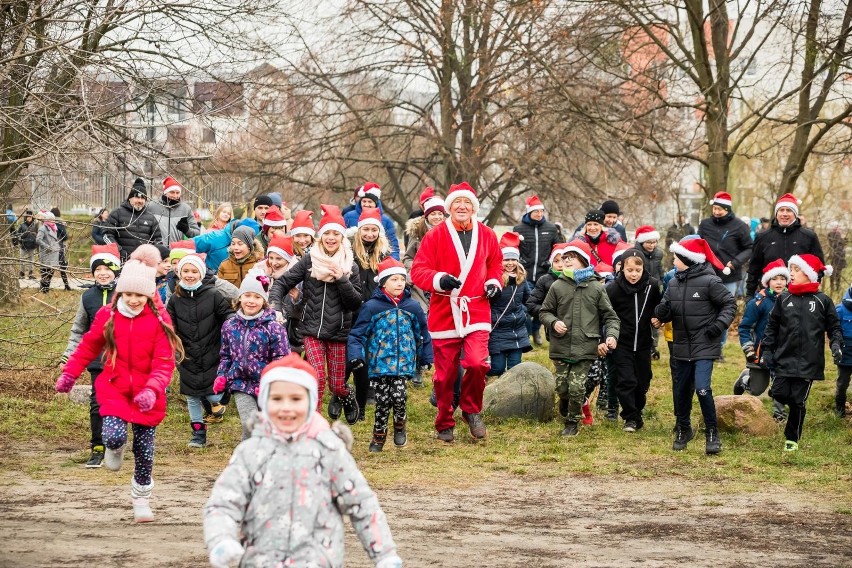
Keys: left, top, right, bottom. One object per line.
{"left": 836, "top": 288, "right": 852, "bottom": 366}
{"left": 738, "top": 289, "right": 779, "bottom": 351}
{"left": 488, "top": 278, "right": 532, "bottom": 355}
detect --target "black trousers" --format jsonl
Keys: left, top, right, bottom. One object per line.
{"left": 770, "top": 376, "right": 813, "bottom": 442}
{"left": 89, "top": 370, "right": 103, "bottom": 448}
{"left": 837, "top": 365, "right": 852, "bottom": 414}
{"left": 611, "top": 347, "right": 653, "bottom": 423}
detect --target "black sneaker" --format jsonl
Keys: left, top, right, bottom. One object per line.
{"left": 672, "top": 426, "right": 695, "bottom": 451}
{"left": 86, "top": 446, "right": 105, "bottom": 468}
{"left": 561, "top": 422, "right": 579, "bottom": 437}
{"left": 733, "top": 375, "right": 746, "bottom": 395}
{"left": 705, "top": 427, "right": 722, "bottom": 455}
{"left": 623, "top": 421, "right": 637, "bottom": 433}
{"left": 605, "top": 409, "right": 618, "bottom": 421}
{"left": 328, "top": 395, "right": 342, "bottom": 420}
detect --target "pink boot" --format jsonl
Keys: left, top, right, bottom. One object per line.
{"left": 581, "top": 399, "right": 594, "bottom": 426}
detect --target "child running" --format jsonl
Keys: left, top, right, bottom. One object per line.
{"left": 348, "top": 258, "right": 433, "bottom": 451}
{"left": 214, "top": 268, "right": 290, "bottom": 440}
{"left": 203, "top": 355, "right": 402, "bottom": 568}
{"left": 217, "top": 224, "right": 260, "bottom": 287}
{"left": 488, "top": 232, "right": 532, "bottom": 376}
{"left": 525, "top": 242, "right": 568, "bottom": 332}
{"left": 56, "top": 245, "right": 183, "bottom": 522}
{"left": 167, "top": 253, "right": 234, "bottom": 448}
{"left": 61, "top": 243, "right": 122, "bottom": 468}
{"left": 539, "top": 239, "right": 620, "bottom": 437}
{"left": 762, "top": 254, "right": 842, "bottom": 451}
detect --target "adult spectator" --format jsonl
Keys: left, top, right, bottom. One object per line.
{"left": 13, "top": 209, "right": 39, "bottom": 278}
{"left": 757, "top": 217, "right": 771, "bottom": 234}
{"left": 698, "top": 191, "right": 752, "bottom": 299}
{"left": 5, "top": 204, "right": 16, "bottom": 224}
{"left": 342, "top": 182, "right": 400, "bottom": 260}
{"left": 50, "top": 207, "right": 71, "bottom": 291}
{"left": 251, "top": 195, "right": 274, "bottom": 252}
{"left": 664, "top": 213, "right": 696, "bottom": 270}
{"left": 827, "top": 221, "right": 847, "bottom": 298}
{"left": 601, "top": 200, "right": 628, "bottom": 241}
{"left": 513, "top": 195, "right": 565, "bottom": 345}
{"left": 103, "top": 178, "right": 163, "bottom": 260}
{"left": 146, "top": 176, "right": 200, "bottom": 245}
{"left": 36, "top": 211, "right": 61, "bottom": 293}
{"left": 91, "top": 208, "right": 110, "bottom": 244}
{"left": 403, "top": 187, "right": 434, "bottom": 247}
{"left": 746, "top": 193, "right": 825, "bottom": 298}
{"left": 411, "top": 182, "right": 502, "bottom": 442}
{"left": 576, "top": 209, "right": 619, "bottom": 266}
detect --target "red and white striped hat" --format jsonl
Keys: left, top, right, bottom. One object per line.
{"left": 634, "top": 225, "right": 660, "bottom": 244}
{"left": 525, "top": 195, "right": 544, "bottom": 214}
{"left": 375, "top": 257, "right": 407, "bottom": 284}
{"left": 289, "top": 210, "right": 315, "bottom": 237}
{"left": 761, "top": 258, "right": 790, "bottom": 287}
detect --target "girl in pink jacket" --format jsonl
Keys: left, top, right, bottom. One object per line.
{"left": 56, "top": 245, "right": 184, "bottom": 523}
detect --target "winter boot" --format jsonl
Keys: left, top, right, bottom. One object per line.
{"left": 188, "top": 422, "right": 207, "bottom": 448}
{"left": 561, "top": 421, "right": 579, "bottom": 437}
{"left": 131, "top": 479, "right": 154, "bottom": 523}
{"left": 705, "top": 427, "right": 722, "bottom": 455}
{"left": 104, "top": 444, "right": 125, "bottom": 471}
{"left": 672, "top": 425, "right": 695, "bottom": 451}
{"left": 369, "top": 429, "right": 387, "bottom": 452}
{"left": 462, "top": 411, "right": 487, "bottom": 439}
{"left": 327, "top": 395, "right": 342, "bottom": 420}
{"left": 411, "top": 367, "right": 424, "bottom": 388}
{"left": 581, "top": 399, "right": 594, "bottom": 426}
{"left": 341, "top": 390, "right": 360, "bottom": 425}
{"left": 393, "top": 417, "right": 407, "bottom": 447}
{"left": 86, "top": 445, "right": 105, "bottom": 468}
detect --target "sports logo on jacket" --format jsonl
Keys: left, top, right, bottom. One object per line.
{"left": 809, "top": 300, "right": 816, "bottom": 312}
{"left": 692, "top": 292, "right": 700, "bottom": 298}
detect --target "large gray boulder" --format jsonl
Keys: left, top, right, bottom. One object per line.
{"left": 482, "top": 362, "right": 555, "bottom": 422}
{"left": 68, "top": 384, "right": 92, "bottom": 405}
{"left": 715, "top": 395, "right": 777, "bottom": 436}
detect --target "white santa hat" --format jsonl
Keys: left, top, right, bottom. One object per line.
{"left": 634, "top": 225, "right": 660, "bottom": 244}
{"left": 375, "top": 257, "right": 407, "bottom": 284}
{"left": 787, "top": 254, "right": 832, "bottom": 283}
{"left": 525, "top": 195, "right": 545, "bottom": 214}
{"left": 444, "top": 181, "right": 480, "bottom": 214}
{"left": 761, "top": 259, "right": 791, "bottom": 287}
{"left": 775, "top": 193, "right": 800, "bottom": 217}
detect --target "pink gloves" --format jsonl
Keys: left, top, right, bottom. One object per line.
{"left": 134, "top": 389, "right": 157, "bottom": 412}
{"left": 55, "top": 373, "right": 76, "bottom": 393}
{"left": 213, "top": 376, "right": 227, "bottom": 394}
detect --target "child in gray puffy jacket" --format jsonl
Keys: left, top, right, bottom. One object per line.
{"left": 203, "top": 354, "right": 402, "bottom": 568}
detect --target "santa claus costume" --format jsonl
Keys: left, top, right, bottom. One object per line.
{"left": 410, "top": 182, "right": 503, "bottom": 440}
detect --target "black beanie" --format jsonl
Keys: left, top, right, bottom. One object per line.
{"left": 600, "top": 200, "right": 620, "bottom": 215}
{"left": 253, "top": 195, "right": 274, "bottom": 209}
{"left": 128, "top": 178, "right": 148, "bottom": 200}
{"left": 585, "top": 209, "right": 605, "bottom": 224}
{"left": 155, "top": 244, "right": 171, "bottom": 262}
{"left": 674, "top": 252, "right": 697, "bottom": 268}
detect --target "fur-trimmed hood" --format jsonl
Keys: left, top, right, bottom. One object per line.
{"left": 405, "top": 215, "right": 429, "bottom": 240}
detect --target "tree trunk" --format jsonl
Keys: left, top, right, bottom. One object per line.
{"left": 0, "top": 219, "right": 22, "bottom": 306}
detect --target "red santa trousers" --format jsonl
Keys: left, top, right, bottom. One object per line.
{"left": 432, "top": 330, "right": 490, "bottom": 431}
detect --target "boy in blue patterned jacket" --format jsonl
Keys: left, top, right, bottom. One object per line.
{"left": 348, "top": 258, "right": 433, "bottom": 452}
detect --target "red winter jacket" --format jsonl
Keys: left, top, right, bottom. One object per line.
{"left": 63, "top": 304, "right": 176, "bottom": 427}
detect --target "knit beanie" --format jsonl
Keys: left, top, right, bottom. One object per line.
{"left": 267, "top": 192, "right": 283, "bottom": 208}
{"left": 600, "top": 200, "right": 620, "bottom": 216}
{"left": 585, "top": 210, "right": 605, "bottom": 225}
{"left": 232, "top": 225, "right": 256, "bottom": 250}
{"left": 177, "top": 253, "right": 207, "bottom": 278}
{"left": 258, "top": 355, "right": 319, "bottom": 421}
{"left": 711, "top": 191, "right": 733, "bottom": 212}
{"left": 238, "top": 268, "right": 271, "bottom": 302}
{"left": 253, "top": 195, "right": 274, "bottom": 209}
{"left": 114, "top": 244, "right": 160, "bottom": 297}
{"left": 422, "top": 196, "right": 446, "bottom": 218}
{"left": 154, "top": 244, "right": 170, "bottom": 263}
{"left": 128, "top": 178, "right": 148, "bottom": 200}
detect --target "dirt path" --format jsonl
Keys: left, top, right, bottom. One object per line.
{"left": 1, "top": 452, "right": 850, "bottom": 568}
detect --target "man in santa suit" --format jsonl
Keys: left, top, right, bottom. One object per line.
{"left": 411, "top": 182, "right": 503, "bottom": 442}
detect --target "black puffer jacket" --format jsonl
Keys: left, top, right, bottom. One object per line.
{"left": 633, "top": 244, "right": 665, "bottom": 284}
{"left": 606, "top": 272, "right": 662, "bottom": 352}
{"left": 103, "top": 201, "right": 163, "bottom": 259}
{"left": 268, "top": 255, "right": 362, "bottom": 343}
{"left": 698, "top": 213, "right": 753, "bottom": 284}
{"left": 746, "top": 219, "right": 825, "bottom": 297}
{"left": 513, "top": 214, "right": 565, "bottom": 282}
{"left": 167, "top": 278, "right": 234, "bottom": 396}
{"left": 525, "top": 271, "right": 558, "bottom": 319}
{"left": 654, "top": 262, "right": 736, "bottom": 361}
{"left": 762, "top": 289, "right": 842, "bottom": 380}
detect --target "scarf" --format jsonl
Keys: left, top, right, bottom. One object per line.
{"left": 44, "top": 222, "right": 57, "bottom": 233}
{"left": 564, "top": 266, "right": 595, "bottom": 283}
{"left": 117, "top": 296, "right": 144, "bottom": 318}
{"left": 309, "top": 239, "right": 353, "bottom": 283}
{"left": 616, "top": 270, "right": 650, "bottom": 295}
{"left": 383, "top": 290, "right": 401, "bottom": 306}
{"left": 787, "top": 282, "right": 820, "bottom": 295}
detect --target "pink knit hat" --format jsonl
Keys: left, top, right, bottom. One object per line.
{"left": 115, "top": 244, "right": 161, "bottom": 297}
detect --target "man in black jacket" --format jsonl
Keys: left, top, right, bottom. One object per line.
{"left": 746, "top": 192, "right": 825, "bottom": 298}
{"left": 698, "top": 191, "right": 753, "bottom": 302}
{"left": 103, "top": 179, "right": 163, "bottom": 260}
{"left": 513, "top": 195, "right": 565, "bottom": 345}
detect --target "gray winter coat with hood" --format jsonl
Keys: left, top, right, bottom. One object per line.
{"left": 146, "top": 196, "right": 200, "bottom": 245}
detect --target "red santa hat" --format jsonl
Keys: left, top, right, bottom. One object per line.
{"left": 634, "top": 225, "right": 660, "bottom": 244}
{"left": 595, "top": 263, "right": 614, "bottom": 278}
{"left": 611, "top": 241, "right": 633, "bottom": 264}
{"left": 422, "top": 196, "right": 446, "bottom": 218}
{"left": 357, "top": 207, "right": 384, "bottom": 231}
{"left": 549, "top": 242, "right": 569, "bottom": 265}
{"left": 445, "top": 181, "right": 480, "bottom": 214}
{"left": 761, "top": 258, "right": 791, "bottom": 287}
{"left": 419, "top": 186, "right": 435, "bottom": 206}
{"left": 162, "top": 176, "right": 181, "bottom": 195}
{"left": 317, "top": 204, "right": 346, "bottom": 237}
{"left": 525, "top": 195, "right": 545, "bottom": 214}
{"left": 774, "top": 193, "right": 800, "bottom": 217}
{"left": 787, "top": 254, "right": 832, "bottom": 283}
{"left": 711, "top": 191, "right": 733, "bottom": 210}
{"left": 259, "top": 355, "right": 319, "bottom": 420}
{"left": 263, "top": 205, "right": 287, "bottom": 227}
{"left": 90, "top": 243, "right": 121, "bottom": 273}
{"left": 267, "top": 234, "right": 295, "bottom": 261}
{"left": 669, "top": 237, "right": 724, "bottom": 270}
{"left": 357, "top": 181, "right": 381, "bottom": 201}
{"left": 289, "top": 210, "right": 315, "bottom": 237}
{"left": 563, "top": 239, "right": 593, "bottom": 267}
{"left": 499, "top": 231, "right": 522, "bottom": 260}
{"left": 375, "top": 257, "right": 407, "bottom": 284}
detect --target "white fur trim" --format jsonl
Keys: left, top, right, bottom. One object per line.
{"left": 90, "top": 252, "right": 121, "bottom": 268}
{"left": 526, "top": 204, "right": 544, "bottom": 213}
{"left": 761, "top": 266, "right": 790, "bottom": 287}
{"left": 263, "top": 218, "right": 287, "bottom": 227}
{"left": 501, "top": 246, "right": 520, "bottom": 258}
{"left": 563, "top": 245, "right": 591, "bottom": 266}
{"left": 375, "top": 266, "right": 407, "bottom": 283}
{"left": 266, "top": 246, "right": 292, "bottom": 262}
{"left": 787, "top": 255, "right": 818, "bottom": 283}
{"left": 774, "top": 202, "right": 799, "bottom": 216}
{"left": 429, "top": 322, "right": 492, "bottom": 340}
{"left": 825, "top": 264, "right": 834, "bottom": 277}
{"left": 433, "top": 272, "right": 448, "bottom": 292}
{"left": 289, "top": 227, "right": 315, "bottom": 237}
{"left": 484, "top": 278, "right": 502, "bottom": 290}
{"left": 669, "top": 242, "right": 705, "bottom": 264}
{"left": 549, "top": 248, "right": 565, "bottom": 264}
{"left": 358, "top": 217, "right": 384, "bottom": 230}
{"left": 317, "top": 222, "right": 346, "bottom": 237}
{"left": 635, "top": 230, "right": 660, "bottom": 244}
{"left": 712, "top": 196, "right": 732, "bottom": 207}
{"left": 445, "top": 189, "right": 480, "bottom": 214}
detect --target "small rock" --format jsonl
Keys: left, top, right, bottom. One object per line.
{"left": 715, "top": 395, "right": 777, "bottom": 436}
{"left": 68, "top": 384, "right": 92, "bottom": 405}
{"left": 483, "top": 362, "right": 555, "bottom": 422}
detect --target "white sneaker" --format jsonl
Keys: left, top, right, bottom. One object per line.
{"left": 132, "top": 497, "right": 154, "bottom": 523}
{"left": 104, "top": 445, "right": 125, "bottom": 471}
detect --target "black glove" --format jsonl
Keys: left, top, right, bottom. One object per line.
{"left": 176, "top": 217, "right": 190, "bottom": 235}
{"left": 348, "top": 358, "right": 365, "bottom": 371}
{"left": 439, "top": 274, "right": 462, "bottom": 291}
{"left": 763, "top": 351, "right": 775, "bottom": 371}
{"left": 833, "top": 348, "right": 843, "bottom": 366}
{"left": 485, "top": 284, "right": 500, "bottom": 299}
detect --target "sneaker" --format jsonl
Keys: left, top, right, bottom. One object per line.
{"left": 581, "top": 399, "right": 593, "bottom": 426}
{"left": 605, "top": 409, "right": 618, "bottom": 421}
{"left": 210, "top": 403, "right": 227, "bottom": 418}
{"left": 733, "top": 375, "right": 746, "bottom": 395}
{"left": 560, "top": 422, "right": 579, "bottom": 437}
{"left": 462, "top": 411, "right": 487, "bottom": 439}
{"left": 369, "top": 429, "right": 386, "bottom": 453}
{"left": 203, "top": 413, "right": 223, "bottom": 424}
{"left": 435, "top": 428, "right": 454, "bottom": 443}
{"left": 623, "top": 421, "right": 637, "bottom": 433}
{"left": 705, "top": 427, "right": 722, "bottom": 455}
{"left": 328, "top": 395, "right": 342, "bottom": 420}
{"left": 773, "top": 413, "right": 787, "bottom": 424}
{"left": 86, "top": 446, "right": 105, "bottom": 468}
{"left": 784, "top": 440, "right": 799, "bottom": 452}
{"left": 393, "top": 418, "right": 407, "bottom": 447}
{"left": 672, "top": 426, "right": 695, "bottom": 451}
{"left": 104, "top": 445, "right": 125, "bottom": 471}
